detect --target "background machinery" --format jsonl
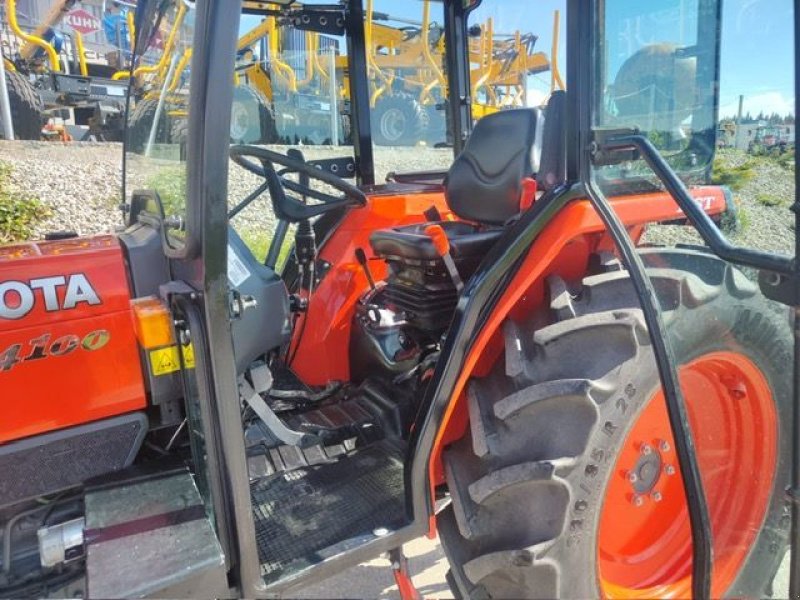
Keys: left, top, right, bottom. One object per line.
{"left": 0, "top": 0, "right": 132, "bottom": 140}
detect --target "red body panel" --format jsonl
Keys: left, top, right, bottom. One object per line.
{"left": 0, "top": 235, "right": 146, "bottom": 443}
{"left": 291, "top": 188, "right": 454, "bottom": 385}
{"left": 427, "top": 187, "right": 728, "bottom": 501}
{"left": 292, "top": 184, "right": 727, "bottom": 387}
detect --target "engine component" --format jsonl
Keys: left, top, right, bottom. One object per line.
{"left": 37, "top": 518, "right": 85, "bottom": 568}
{"left": 382, "top": 257, "right": 459, "bottom": 335}
{"left": 350, "top": 287, "right": 421, "bottom": 383}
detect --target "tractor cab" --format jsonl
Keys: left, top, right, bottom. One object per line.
{"left": 1, "top": 0, "right": 798, "bottom": 598}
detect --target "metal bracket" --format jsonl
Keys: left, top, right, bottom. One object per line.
{"left": 308, "top": 157, "right": 357, "bottom": 179}
{"left": 590, "top": 127, "right": 641, "bottom": 166}
{"left": 759, "top": 269, "right": 800, "bottom": 306}
{"left": 388, "top": 547, "right": 421, "bottom": 600}
{"left": 286, "top": 8, "right": 346, "bottom": 35}
{"left": 228, "top": 290, "right": 258, "bottom": 320}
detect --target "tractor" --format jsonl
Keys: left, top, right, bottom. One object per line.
{"left": 0, "top": 0, "right": 798, "bottom": 598}
{"left": 0, "top": 0, "right": 132, "bottom": 140}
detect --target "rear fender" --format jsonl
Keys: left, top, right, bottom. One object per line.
{"left": 428, "top": 187, "right": 726, "bottom": 499}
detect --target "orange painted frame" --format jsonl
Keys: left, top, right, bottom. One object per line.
{"left": 427, "top": 186, "right": 729, "bottom": 503}
{"left": 290, "top": 187, "right": 454, "bottom": 385}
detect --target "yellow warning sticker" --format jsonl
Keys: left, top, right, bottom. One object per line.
{"left": 182, "top": 343, "right": 195, "bottom": 369}
{"left": 149, "top": 344, "right": 196, "bottom": 376}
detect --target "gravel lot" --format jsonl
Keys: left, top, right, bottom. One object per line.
{"left": 0, "top": 141, "right": 794, "bottom": 598}
{"left": 0, "top": 141, "right": 454, "bottom": 241}
{"left": 645, "top": 148, "right": 796, "bottom": 256}
{"left": 1, "top": 142, "right": 792, "bottom": 260}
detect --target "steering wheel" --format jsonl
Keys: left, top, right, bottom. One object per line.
{"left": 229, "top": 145, "right": 367, "bottom": 223}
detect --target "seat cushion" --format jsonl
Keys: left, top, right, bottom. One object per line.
{"left": 445, "top": 108, "right": 543, "bottom": 225}
{"left": 369, "top": 221, "right": 502, "bottom": 262}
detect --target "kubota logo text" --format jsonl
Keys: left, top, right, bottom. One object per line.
{"left": 0, "top": 274, "right": 101, "bottom": 320}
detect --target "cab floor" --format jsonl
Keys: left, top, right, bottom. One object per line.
{"left": 251, "top": 440, "right": 407, "bottom": 584}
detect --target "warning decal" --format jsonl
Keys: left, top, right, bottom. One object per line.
{"left": 149, "top": 344, "right": 196, "bottom": 376}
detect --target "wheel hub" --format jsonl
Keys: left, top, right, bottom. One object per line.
{"left": 380, "top": 107, "right": 406, "bottom": 142}
{"left": 627, "top": 444, "right": 664, "bottom": 496}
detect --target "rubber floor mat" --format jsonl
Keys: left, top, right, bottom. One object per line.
{"left": 251, "top": 442, "right": 407, "bottom": 583}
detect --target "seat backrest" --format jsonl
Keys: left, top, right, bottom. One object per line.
{"left": 444, "top": 108, "right": 543, "bottom": 225}
{"left": 536, "top": 90, "right": 567, "bottom": 192}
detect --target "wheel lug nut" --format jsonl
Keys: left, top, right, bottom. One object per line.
{"left": 627, "top": 471, "right": 638, "bottom": 483}
{"left": 641, "top": 444, "right": 652, "bottom": 456}
{"left": 665, "top": 465, "right": 676, "bottom": 476}
{"left": 632, "top": 495, "right": 645, "bottom": 507}
{"left": 659, "top": 440, "right": 670, "bottom": 452}
{"left": 651, "top": 491, "right": 663, "bottom": 502}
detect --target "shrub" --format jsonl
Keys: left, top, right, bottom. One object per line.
{"left": 0, "top": 162, "right": 50, "bottom": 243}
{"left": 711, "top": 158, "right": 755, "bottom": 191}
{"left": 756, "top": 193, "right": 783, "bottom": 207}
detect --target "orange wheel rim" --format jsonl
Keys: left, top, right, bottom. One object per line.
{"left": 597, "top": 351, "right": 778, "bottom": 599}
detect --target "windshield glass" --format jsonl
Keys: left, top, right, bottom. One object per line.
{"left": 596, "top": 0, "right": 719, "bottom": 190}
{"left": 123, "top": 0, "right": 193, "bottom": 247}
{"left": 467, "top": 0, "right": 564, "bottom": 115}
{"left": 589, "top": 1, "right": 795, "bottom": 595}
{"left": 124, "top": 1, "right": 355, "bottom": 256}
{"left": 366, "top": 0, "right": 453, "bottom": 178}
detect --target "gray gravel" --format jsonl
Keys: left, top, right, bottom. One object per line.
{"left": 0, "top": 141, "right": 455, "bottom": 244}
{"left": 0, "top": 141, "right": 124, "bottom": 239}
{"left": 644, "top": 149, "right": 796, "bottom": 256}
{"left": 1, "top": 143, "right": 790, "bottom": 258}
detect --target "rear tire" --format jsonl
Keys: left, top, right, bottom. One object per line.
{"left": 4, "top": 71, "right": 44, "bottom": 140}
{"left": 126, "top": 98, "right": 170, "bottom": 153}
{"left": 230, "top": 85, "right": 277, "bottom": 144}
{"left": 440, "top": 248, "right": 791, "bottom": 599}
{"left": 371, "top": 93, "right": 427, "bottom": 146}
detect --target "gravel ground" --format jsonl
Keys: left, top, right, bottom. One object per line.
{"left": 1, "top": 142, "right": 791, "bottom": 259}
{"left": 0, "top": 141, "right": 794, "bottom": 598}
{"left": 644, "top": 148, "right": 796, "bottom": 256}
{"left": 0, "top": 141, "right": 124, "bottom": 239}
{"left": 0, "top": 141, "right": 454, "bottom": 242}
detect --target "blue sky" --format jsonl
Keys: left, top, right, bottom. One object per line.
{"left": 460, "top": 0, "right": 794, "bottom": 118}
{"left": 718, "top": 0, "right": 794, "bottom": 117}
{"left": 244, "top": 0, "right": 795, "bottom": 118}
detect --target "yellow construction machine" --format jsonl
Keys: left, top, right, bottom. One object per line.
{"left": 119, "top": 0, "right": 560, "bottom": 149}
{"left": 361, "top": 0, "right": 558, "bottom": 145}
{"left": 0, "top": 0, "right": 131, "bottom": 139}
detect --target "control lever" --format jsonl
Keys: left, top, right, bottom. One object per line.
{"left": 355, "top": 247, "right": 376, "bottom": 291}
{"left": 424, "top": 224, "right": 464, "bottom": 293}
{"left": 239, "top": 373, "right": 320, "bottom": 448}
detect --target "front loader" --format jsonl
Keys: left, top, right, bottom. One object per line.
{"left": 0, "top": 0, "right": 798, "bottom": 598}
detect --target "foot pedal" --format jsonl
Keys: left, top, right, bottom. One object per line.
{"left": 239, "top": 376, "right": 320, "bottom": 448}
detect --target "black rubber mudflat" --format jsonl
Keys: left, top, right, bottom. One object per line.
{"left": 251, "top": 441, "right": 407, "bottom": 584}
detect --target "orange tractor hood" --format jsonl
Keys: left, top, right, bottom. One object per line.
{"left": 0, "top": 235, "right": 146, "bottom": 444}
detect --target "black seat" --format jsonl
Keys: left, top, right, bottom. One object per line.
{"left": 370, "top": 106, "right": 544, "bottom": 268}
